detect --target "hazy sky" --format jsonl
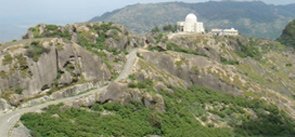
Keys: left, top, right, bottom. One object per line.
{"left": 0, "top": 0, "right": 294, "bottom": 42}
{"left": 0, "top": 0, "right": 294, "bottom": 24}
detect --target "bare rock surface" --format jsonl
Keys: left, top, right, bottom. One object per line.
{"left": 10, "top": 122, "right": 31, "bottom": 137}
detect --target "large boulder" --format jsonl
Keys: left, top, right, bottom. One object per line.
{"left": 94, "top": 82, "right": 165, "bottom": 111}
{"left": 98, "top": 82, "right": 142, "bottom": 104}
{"left": 0, "top": 98, "right": 11, "bottom": 111}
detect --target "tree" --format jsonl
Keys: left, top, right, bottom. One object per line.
{"left": 163, "top": 24, "right": 177, "bottom": 32}
{"left": 151, "top": 26, "right": 160, "bottom": 33}
{"left": 278, "top": 19, "right": 295, "bottom": 48}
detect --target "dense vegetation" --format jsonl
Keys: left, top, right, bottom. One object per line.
{"left": 236, "top": 38, "right": 262, "bottom": 60}
{"left": 278, "top": 19, "right": 295, "bottom": 48}
{"left": 151, "top": 24, "right": 177, "bottom": 33}
{"left": 21, "top": 84, "right": 295, "bottom": 137}
{"left": 2, "top": 54, "right": 13, "bottom": 65}
{"left": 76, "top": 23, "right": 122, "bottom": 55}
{"left": 29, "top": 25, "right": 71, "bottom": 40}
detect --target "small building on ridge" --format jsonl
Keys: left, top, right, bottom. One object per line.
{"left": 211, "top": 28, "right": 239, "bottom": 36}
{"left": 177, "top": 13, "right": 205, "bottom": 33}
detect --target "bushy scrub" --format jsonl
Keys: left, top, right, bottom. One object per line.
{"left": 26, "top": 41, "right": 50, "bottom": 62}
{"left": 220, "top": 56, "right": 239, "bottom": 65}
{"left": 237, "top": 39, "right": 262, "bottom": 60}
{"left": 44, "top": 25, "right": 71, "bottom": 40}
{"left": 21, "top": 85, "right": 295, "bottom": 137}
{"left": 21, "top": 103, "right": 156, "bottom": 137}
{"left": 29, "top": 25, "right": 71, "bottom": 40}
{"left": 2, "top": 54, "right": 13, "bottom": 65}
{"left": 77, "top": 23, "right": 120, "bottom": 54}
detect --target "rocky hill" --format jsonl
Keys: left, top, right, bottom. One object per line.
{"left": 90, "top": 1, "right": 295, "bottom": 39}
{"left": 0, "top": 22, "right": 295, "bottom": 137}
{"left": 0, "top": 23, "right": 144, "bottom": 109}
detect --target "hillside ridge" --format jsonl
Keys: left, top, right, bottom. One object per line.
{"left": 0, "top": 21, "right": 294, "bottom": 137}
{"left": 90, "top": 1, "right": 295, "bottom": 39}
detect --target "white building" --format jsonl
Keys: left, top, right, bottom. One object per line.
{"left": 211, "top": 28, "right": 239, "bottom": 36}
{"left": 177, "top": 13, "right": 205, "bottom": 33}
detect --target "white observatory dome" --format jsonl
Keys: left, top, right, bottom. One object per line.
{"left": 185, "top": 13, "right": 197, "bottom": 23}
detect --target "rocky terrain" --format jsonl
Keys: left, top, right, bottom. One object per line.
{"left": 91, "top": 1, "right": 295, "bottom": 39}
{"left": 0, "top": 21, "right": 295, "bottom": 137}
{"left": 0, "top": 23, "right": 144, "bottom": 110}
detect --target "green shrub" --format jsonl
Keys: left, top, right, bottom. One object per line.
{"left": 21, "top": 102, "right": 156, "bottom": 137}
{"left": 15, "top": 54, "right": 31, "bottom": 78}
{"left": 77, "top": 23, "right": 122, "bottom": 55}
{"left": 45, "top": 25, "right": 59, "bottom": 31}
{"left": 30, "top": 25, "right": 72, "bottom": 40}
{"left": 220, "top": 57, "right": 239, "bottom": 65}
{"left": 278, "top": 19, "right": 295, "bottom": 48}
{"left": 2, "top": 54, "right": 13, "bottom": 65}
{"left": 0, "top": 71, "right": 8, "bottom": 79}
{"left": 148, "top": 46, "right": 165, "bottom": 52}
{"left": 128, "top": 79, "right": 154, "bottom": 90}
{"left": 286, "top": 63, "right": 292, "bottom": 67}
{"left": 153, "top": 32, "right": 166, "bottom": 43}
{"left": 26, "top": 41, "right": 50, "bottom": 62}
{"left": 151, "top": 25, "right": 177, "bottom": 33}
{"left": 151, "top": 26, "right": 160, "bottom": 33}
{"left": 21, "top": 85, "right": 295, "bottom": 137}
{"left": 128, "top": 74, "right": 136, "bottom": 81}
{"left": 14, "top": 86, "right": 23, "bottom": 94}
{"left": 162, "top": 24, "right": 177, "bottom": 32}
{"left": 237, "top": 39, "right": 262, "bottom": 60}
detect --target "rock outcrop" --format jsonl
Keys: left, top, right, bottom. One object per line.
{"left": 0, "top": 98, "right": 12, "bottom": 111}
{"left": 0, "top": 23, "right": 148, "bottom": 109}
{"left": 0, "top": 38, "right": 111, "bottom": 107}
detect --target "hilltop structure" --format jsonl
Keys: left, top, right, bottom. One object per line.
{"left": 211, "top": 28, "right": 239, "bottom": 36}
{"left": 176, "top": 13, "right": 238, "bottom": 36}
{"left": 177, "top": 13, "right": 205, "bottom": 33}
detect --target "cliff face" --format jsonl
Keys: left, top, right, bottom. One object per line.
{"left": 0, "top": 39, "right": 109, "bottom": 105}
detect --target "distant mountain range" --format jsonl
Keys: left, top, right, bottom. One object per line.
{"left": 90, "top": 1, "right": 295, "bottom": 39}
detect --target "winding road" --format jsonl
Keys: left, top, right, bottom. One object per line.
{"left": 0, "top": 49, "right": 139, "bottom": 137}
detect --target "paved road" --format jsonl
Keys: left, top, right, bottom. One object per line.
{"left": 0, "top": 49, "right": 138, "bottom": 137}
